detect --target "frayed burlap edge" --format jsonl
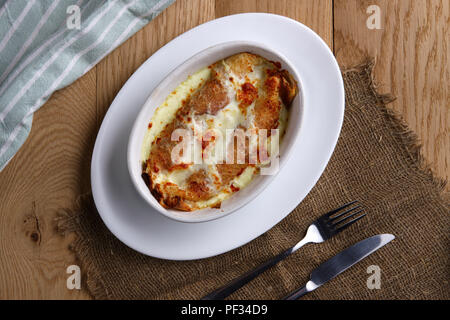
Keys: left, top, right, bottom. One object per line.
{"left": 56, "top": 61, "right": 449, "bottom": 300}
{"left": 343, "top": 60, "right": 447, "bottom": 198}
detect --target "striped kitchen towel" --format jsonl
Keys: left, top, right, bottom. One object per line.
{"left": 0, "top": 0, "right": 174, "bottom": 171}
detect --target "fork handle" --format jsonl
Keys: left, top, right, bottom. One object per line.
{"left": 201, "top": 248, "right": 293, "bottom": 300}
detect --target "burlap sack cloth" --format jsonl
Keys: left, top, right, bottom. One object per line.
{"left": 57, "top": 62, "right": 449, "bottom": 300}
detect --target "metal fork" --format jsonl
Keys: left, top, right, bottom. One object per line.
{"left": 201, "top": 201, "right": 366, "bottom": 300}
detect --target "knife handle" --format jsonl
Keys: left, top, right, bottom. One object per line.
{"left": 201, "top": 248, "right": 293, "bottom": 300}
{"left": 283, "top": 285, "right": 309, "bottom": 300}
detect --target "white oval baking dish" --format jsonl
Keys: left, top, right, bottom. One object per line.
{"left": 128, "top": 41, "right": 304, "bottom": 223}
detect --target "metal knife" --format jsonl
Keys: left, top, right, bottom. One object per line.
{"left": 284, "top": 234, "right": 395, "bottom": 300}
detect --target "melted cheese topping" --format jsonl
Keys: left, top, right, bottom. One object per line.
{"left": 141, "top": 67, "right": 211, "bottom": 161}
{"left": 141, "top": 53, "right": 296, "bottom": 211}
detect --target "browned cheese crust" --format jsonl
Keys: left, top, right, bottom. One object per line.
{"left": 143, "top": 53, "right": 298, "bottom": 211}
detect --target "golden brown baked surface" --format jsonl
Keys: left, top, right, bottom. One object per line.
{"left": 142, "top": 52, "right": 298, "bottom": 211}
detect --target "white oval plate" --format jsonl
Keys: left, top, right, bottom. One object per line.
{"left": 91, "top": 13, "right": 344, "bottom": 260}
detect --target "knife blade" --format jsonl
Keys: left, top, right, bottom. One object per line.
{"left": 284, "top": 234, "right": 395, "bottom": 300}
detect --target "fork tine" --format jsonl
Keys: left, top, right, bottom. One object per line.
{"left": 325, "top": 200, "right": 358, "bottom": 217}
{"left": 329, "top": 205, "right": 362, "bottom": 222}
{"left": 333, "top": 209, "right": 365, "bottom": 225}
{"left": 335, "top": 212, "right": 366, "bottom": 232}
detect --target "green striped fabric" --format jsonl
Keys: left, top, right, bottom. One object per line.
{"left": 0, "top": 0, "right": 174, "bottom": 170}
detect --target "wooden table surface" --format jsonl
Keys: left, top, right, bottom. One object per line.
{"left": 0, "top": 0, "right": 448, "bottom": 299}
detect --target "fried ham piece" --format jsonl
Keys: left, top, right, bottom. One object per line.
{"left": 190, "top": 78, "right": 230, "bottom": 116}
{"left": 253, "top": 69, "right": 298, "bottom": 130}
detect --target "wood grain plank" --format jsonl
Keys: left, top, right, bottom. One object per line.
{"left": 334, "top": 0, "right": 449, "bottom": 189}
{"left": 0, "top": 69, "right": 97, "bottom": 299}
{"left": 215, "top": 0, "right": 333, "bottom": 48}
{"left": 96, "top": 0, "right": 215, "bottom": 121}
